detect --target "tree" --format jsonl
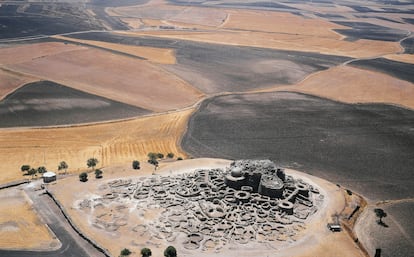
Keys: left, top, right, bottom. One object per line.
{"left": 141, "top": 247, "right": 152, "bottom": 257}
{"left": 148, "top": 158, "right": 159, "bottom": 166}
{"left": 147, "top": 152, "right": 157, "bottom": 160}
{"left": 147, "top": 152, "right": 159, "bottom": 166}
{"left": 37, "top": 166, "right": 47, "bottom": 174}
{"left": 167, "top": 153, "right": 174, "bottom": 158}
{"left": 157, "top": 153, "right": 164, "bottom": 159}
{"left": 87, "top": 158, "right": 98, "bottom": 170}
{"left": 95, "top": 169, "right": 103, "bottom": 179}
{"left": 177, "top": 157, "right": 183, "bottom": 161}
{"left": 21, "top": 165, "right": 31, "bottom": 175}
{"left": 374, "top": 208, "right": 387, "bottom": 225}
{"left": 58, "top": 161, "right": 68, "bottom": 174}
{"left": 79, "top": 172, "right": 88, "bottom": 182}
{"left": 120, "top": 248, "right": 131, "bottom": 256}
{"left": 28, "top": 168, "right": 37, "bottom": 179}
{"left": 132, "top": 160, "right": 140, "bottom": 170}
{"left": 164, "top": 246, "right": 177, "bottom": 257}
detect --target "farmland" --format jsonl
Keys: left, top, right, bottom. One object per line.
{"left": 0, "top": 0, "right": 413, "bottom": 256}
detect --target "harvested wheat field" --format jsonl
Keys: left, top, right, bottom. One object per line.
{"left": 111, "top": 6, "right": 401, "bottom": 58}
{"left": 0, "top": 69, "right": 38, "bottom": 100}
{"left": 121, "top": 29, "right": 401, "bottom": 58}
{"left": 52, "top": 35, "right": 177, "bottom": 64}
{"left": 0, "top": 109, "right": 192, "bottom": 184}
{"left": 0, "top": 42, "right": 86, "bottom": 66}
{"left": 266, "top": 65, "right": 414, "bottom": 109}
{"left": 4, "top": 45, "right": 203, "bottom": 112}
{"left": 0, "top": 187, "right": 59, "bottom": 250}
{"left": 109, "top": 4, "right": 227, "bottom": 27}
{"left": 384, "top": 54, "right": 414, "bottom": 65}
{"left": 222, "top": 10, "right": 345, "bottom": 38}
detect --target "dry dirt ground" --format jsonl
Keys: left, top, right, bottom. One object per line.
{"left": 0, "top": 187, "right": 59, "bottom": 250}
{"left": 0, "top": 109, "right": 192, "bottom": 184}
{"left": 48, "top": 158, "right": 365, "bottom": 257}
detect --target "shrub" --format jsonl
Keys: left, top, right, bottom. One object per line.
{"left": 95, "top": 169, "right": 103, "bottom": 179}
{"left": 141, "top": 247, "right": 152, "bottom": 257}
{"left": 120, "top": 248, "right": 131, "bottom": 256}
{"left": 132, "top": 160, "right": 140, "bottom": 170}
{"left": 164, "top": 246, "right": 177, "bottom": 257}
{"left": 79, "top": 172, "right": 88, "bottom": 182}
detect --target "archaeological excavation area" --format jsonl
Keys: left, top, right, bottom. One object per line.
{"left": 45, "top": 159, "right": 347, "bottom": 257}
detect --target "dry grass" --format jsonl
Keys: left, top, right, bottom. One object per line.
{"left": 52, "top": 35, "right": 177, "bottom": 64}
{"left": 119, "top": 30, "right": 401, "bottom": 58}
{"left": 119, "top": 17, "right": 143, "bottom": 29}
{"left": 0, "top": 188, "right": 58, "bottom": 250}
{"left": 264, "top": 65, "right": 414, "bottom": 109}
{"left": 0, "top": 109, "right": 193, "bottom": 184}
{"left": 110, "top": 4, "right": 227, "bottom": 27}
{"left": 223, "top": 10, "right": 345, "bottom": 39}
{"left": 0, "top": 42, "right": 86, "bottom": 65}
{"left": 5, "top": 46, "right": 203, "bottom": 111}
{"left": 111, "top": 8, "right": 401, "bottom": 58}
{"left": 0, "top": 69, "right": 38, "bottom": 100}
{"left": 384, "top": 54, "right": 414, "bottom": 64}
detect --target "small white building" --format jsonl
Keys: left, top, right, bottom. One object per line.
{"left": 43, "top": 171, "right": 57, "bottom": 183}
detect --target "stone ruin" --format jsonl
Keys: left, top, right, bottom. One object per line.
{"left": 77, "top": 160, "right": 324, "bottom": 252}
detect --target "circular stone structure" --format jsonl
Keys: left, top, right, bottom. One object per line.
{"left": 76, "top": 160, "right": 324, "bottom": 253}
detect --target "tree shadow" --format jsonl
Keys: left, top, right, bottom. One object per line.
{"left": 377, "top": 220, "right": 389, "bottom": 228}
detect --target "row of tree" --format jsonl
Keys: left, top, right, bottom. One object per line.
{"left": 147, "top": 152, "right": 183, "bottom": 166}
{"left": 23, "top": 152, "right": 184, "bottom": 181}
{"left": 21, "top": 161, "right": 68, "bottom": 178}
{"left": 119, "top": 245, "right": 177, "bottom": 257}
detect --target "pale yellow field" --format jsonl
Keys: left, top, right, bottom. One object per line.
{"left": 0, "top": 69, "right": 38, "bottom": 100}
{"left": 110, "top": 4, "right": 227, "bottom": 27}
{"left": 263, "top": 65, "right": 414, "bottom": 110}
{"left": 0, "top": 42, "right": 86, "bottom": 65}
{"left": 222, "top": 10, "right": 345, "bottom": 39}
{"left": 119, "top": 30, "right": 401, "bottom": 58}
{"left": 0, "top": 109, "right": 192, "bottom": 184}
{"left": 5, "top": 45, "right": 203, "bottom": 112}
{"left": 52, "top": 35, "right": 177, "bottom": 64}
{"left": 384, "top": 54, "right": 414, "bottom": 64}
{"left": 110, "top": 6, "right": 402, "bottom": 58}
{"left": 0, "top": 188, "right": 58, "bottom": 250}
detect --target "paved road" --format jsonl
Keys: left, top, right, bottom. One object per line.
{"left": 0, "top": 183, "right": 106, "bottom": 257}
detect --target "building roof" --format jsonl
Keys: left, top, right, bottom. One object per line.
{"left": 43, "top": 171, "right": 56, "bottom": 178}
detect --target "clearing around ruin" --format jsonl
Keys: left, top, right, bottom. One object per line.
{"left": 48, "top": 159, "right": 364, "bottom": 257}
